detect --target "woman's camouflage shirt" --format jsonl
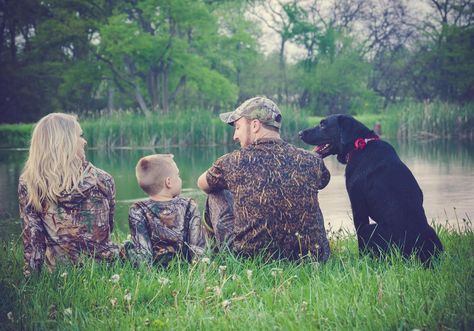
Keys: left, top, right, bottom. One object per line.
{"left": 18, "top": 162, "right": 120, "bottom": 276}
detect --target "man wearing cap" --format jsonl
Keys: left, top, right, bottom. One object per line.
{"left": 197, "top": 96, "right": 331, "bottom": 262}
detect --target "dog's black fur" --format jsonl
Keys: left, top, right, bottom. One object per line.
{"left": 299, "top": 114, "right": 443, "bottom": 265}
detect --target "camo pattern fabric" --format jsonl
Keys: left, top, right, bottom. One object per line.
{"left": 18, "top": 162, "right": 120, "bottom": 276}
{"left": 205, "top": 138, "right": 331, "bottom": 262}
{"left": 126, "top": 197, "right": 205, "bottom": 266}
{"left": 219, "top": 97, "right": 282, "bottom": 128}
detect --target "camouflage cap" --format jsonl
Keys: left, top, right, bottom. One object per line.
{"left": 219, "top": 97, "right": 282, "bottom": 129}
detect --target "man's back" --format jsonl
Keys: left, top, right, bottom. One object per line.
{"left": 206, "top": 138, "right": 330, "bottom": 261}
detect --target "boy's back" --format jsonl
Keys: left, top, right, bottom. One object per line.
{"left": 127, "top": 196, "right": 205, "bottom": 265}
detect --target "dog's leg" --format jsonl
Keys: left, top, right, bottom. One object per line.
{"left": 350, "top": 197, "right": 371, "bottom": 253}
{"left": 357, "top": 224, "right": 392, "bottom": 257}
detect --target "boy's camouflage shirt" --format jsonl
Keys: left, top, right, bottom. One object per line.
{"left": 127, "top": 197, "right": 205, "bottom": 265}
{"left": 206, "top": 138, "right": 331, "bottom": 261}
{"left": 18, "top": 162, "right": 120, "bottom": 276}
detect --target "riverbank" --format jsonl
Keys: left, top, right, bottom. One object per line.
{"left": 1, "top": 101, "right": 473, "bottom": 148}
{"left": 1, "top": 221, "right": 472, "bottom": 330}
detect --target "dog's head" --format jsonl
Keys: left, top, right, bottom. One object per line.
{"left": 299, "top": 114, "right": 374, "bottom": 164}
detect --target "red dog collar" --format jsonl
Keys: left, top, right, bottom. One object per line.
{"left": 354, "top": 136, "right": 380, "bottom": 150}
{"left": 346, "top": 136, "right": 380, "bottom": 163}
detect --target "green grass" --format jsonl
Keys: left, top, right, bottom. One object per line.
{"left": 1, "top": 221, "right": 472, "bottom": 330}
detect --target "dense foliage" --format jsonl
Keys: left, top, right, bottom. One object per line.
{"left": 1, "top": 0, "right": 473, "bottom": 123}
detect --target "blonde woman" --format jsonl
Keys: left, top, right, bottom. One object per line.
{"left": 18, "top": 113, "right": 119, "bottom": 276}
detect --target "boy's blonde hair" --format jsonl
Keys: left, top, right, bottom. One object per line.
{"left": 136, "top": 154, "right": 175, "bottom": 196}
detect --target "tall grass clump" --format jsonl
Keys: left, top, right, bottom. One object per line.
{"left": 0, "top": 109, "right": 309, "bottom": 149}
{"left": 1, "top": 219, "right": 472, "bottom": 330}
{"left": 81, "top": 109, "right": 310, "bottom": 148}
{"left": 0, "top": 123, "right": 33, "bottom": 148}
{"left": 389, "top": 101, "right": 474, "bottom": 140}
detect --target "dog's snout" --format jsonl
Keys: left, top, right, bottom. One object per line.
{"left": 298, "top": 130, "right": 304, "bottom": 138}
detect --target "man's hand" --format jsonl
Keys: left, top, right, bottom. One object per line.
{"left": 197, "top": 171, "right": 212, "bottom": 194}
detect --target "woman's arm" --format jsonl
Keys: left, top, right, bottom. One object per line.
{"left": 18, "top": 182, "right": 46, "bottom": 276}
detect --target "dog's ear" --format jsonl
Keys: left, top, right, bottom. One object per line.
{"left": 338, "top": 115, "right": 373, "bottom": 146}
{"left": 337, "top": 115, "right": 357, "bottom": 146}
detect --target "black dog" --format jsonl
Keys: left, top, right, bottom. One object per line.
{"left": 299, "top": 115, "right": 443, "bottom": 265}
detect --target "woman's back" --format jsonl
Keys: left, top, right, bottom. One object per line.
{"left": 19, "top": 113, "right": 119, "bottom": 276}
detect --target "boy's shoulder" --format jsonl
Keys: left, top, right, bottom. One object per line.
{"left": 130, "top": 196, "right": 194, "bottom": 211}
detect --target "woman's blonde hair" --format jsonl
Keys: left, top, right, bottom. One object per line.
{"left": 21, "top": 113, "right": 84, "bottom": 211}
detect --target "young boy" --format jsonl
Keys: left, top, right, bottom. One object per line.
{"left": 125, "top": 154, "right": 206, "bottom": 266}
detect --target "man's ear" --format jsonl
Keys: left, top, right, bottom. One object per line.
{"left": 251, "top": 119, "right": 261, "bottom": 133}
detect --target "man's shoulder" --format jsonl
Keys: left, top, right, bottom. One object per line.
{"left": 216, "top": 149, "right": 240, "bottom": 162}
{"left": 263, "top": 141, "right": 320, "bottom": 160}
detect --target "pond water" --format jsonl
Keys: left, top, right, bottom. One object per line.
{"left": 1, "top": 139, "right": 473, "bottom": 240}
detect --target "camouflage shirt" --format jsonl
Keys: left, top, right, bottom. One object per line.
{"left": 18, "top": 162, "right": 120, "bottom": 276}
{"left": 206, "top": 138, "right": 331, "bottom": 261}
{"left": 127, "top": 197, "right": 205, "bottom": 265}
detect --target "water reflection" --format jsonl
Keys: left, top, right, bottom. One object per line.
{"left": 1, "top": 138, "right": 473, "bottom": 240}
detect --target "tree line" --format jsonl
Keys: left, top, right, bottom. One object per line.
{"left": 1, "top": 0, "right": 473, "bottom": 123}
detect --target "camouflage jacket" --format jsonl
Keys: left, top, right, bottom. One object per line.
{"left": 127, "top": 197, "right": 205, "bottom": 265}
{"left": 206, "top": 138, "right": 331, "bottom": 261}
{"left": 18, "top": 162, "right": 120, "bottom": 276}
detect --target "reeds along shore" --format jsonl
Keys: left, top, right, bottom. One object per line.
{"left": 0, "top": 219, "right": 472, "bottom": 330}
{"left": 0, "top": 102, "right": 473, "bottom": 148}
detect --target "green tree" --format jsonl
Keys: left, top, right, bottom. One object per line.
{"left": 410, "top": 0, "right": 474, "bottom": 102}
{"left": 98, "top": 0, "right": 238, "bottom": 114}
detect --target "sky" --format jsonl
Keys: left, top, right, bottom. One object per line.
{"left": 249, "top": 0, "right": 435, "bottom": 62}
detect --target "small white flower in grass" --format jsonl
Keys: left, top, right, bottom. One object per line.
{"left": 271, "top": 267, "right": 283, "bottom": 277}
{"left": 213, "top": 286, "right": 222, "bottom": 297}
{"left": 127, "top": 234, "right": 132, "bottom": 240}
{"left": 158, "top": 277, "right": 170, "bottom": 286}
{"left": 63, "top": 308, "right": 72, "bottom": 317}
{"left": 110, "top": 298, "right": 118, "bottom": 307}
{"left": 7, "top": 312, "right": 13, "bottom": 322}
{"left": 222, "top": 299, "right": 231, "bottom": 311}
{"left": 300, "top": 301, "right": 308, "bottom": 312}
{"left": 60, "top": 272, "right": 68, "bottom": 278}
{"left": 218, "top": 265, "right": 227, "bottom": 275}
{"left": 110, "top": 274, "right": 120, "bottom": 283}
{"left": 246, "top": 269, "right": 253, "bottom": 280}
{"left": 124, "top": 289, "right": 132, "bottom": 303}
{"left": 201, "top": 257, "right": 210, "bottom": 264}
{"left": 311, "top": 261, "right": 320, "bottom": 269}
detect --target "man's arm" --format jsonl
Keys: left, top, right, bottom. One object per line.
{"left": 197, "top": 171, "right": 212, "bottom": 194}
{"left": 317, "top": 157, "right": 331, "bottom": 190}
